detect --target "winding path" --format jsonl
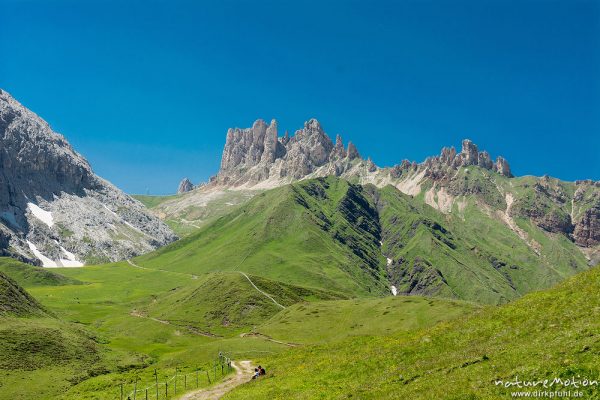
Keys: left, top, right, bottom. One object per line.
{"left": 178, "top": 360, "right": 254, "bottom": 400}
{"left": 129, "top": 310, "right": 220, "bottom": 337}
{"left": 238, "top": 272, "right": 286, "bottom": 309}
{"left": 127, "top": 259, "right": 198, "bottom": 279}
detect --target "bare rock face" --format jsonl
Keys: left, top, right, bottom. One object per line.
{"left": 177, "top": 178, "right": 195, "bottom": 194}
{"left": 420, "top": 139, "right": 513, "bottom": 179}
{"left": 572, "top": 181, "right": 600, "bottom": 247}
{"left": 494, "top": 156, "right": 512, "bottom": 177}
{"left": 215, "top": 118, "right": 365, "bottom": 187}
{"left": 0, "top": 89, "right": 177, "bottom": 266}
{"left": 347, "top": 141, "right": 360, "bottom": 160}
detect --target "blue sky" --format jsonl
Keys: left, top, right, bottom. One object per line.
{"left": 1, "top": 0, "right": 598, "bottom": 194}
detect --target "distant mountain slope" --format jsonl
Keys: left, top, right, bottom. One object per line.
{"left": 136, "top": 177, "right": 390, "bottom": 297}
{"left": 133, "top": 189, "right": 257, "bottom": 236}
{"left": 136, "top": 176, "right": 592, "bottom": 304}
{"left": 0, "top": 89, "right": 177, "bottom": 266}
{"left": 373, "top": 181, "right": 589, "bottom": 304}
{"left": 225, "top": 264, "right": 600, "bottom": 400}
{"left": 154, "top": 118, "right": 598, "bottom": 266}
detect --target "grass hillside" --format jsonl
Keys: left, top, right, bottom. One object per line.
{"left": 3, "top": 261, "right": 348, "bottom": 399}
{"left": 0, "top": 258, "right": 83, "bottom": 288}
{"left": 374, "top": 182, "right": 590, "bottom": 304}
{"left": 257, "top": 295, "right": 479, "bottom": 344}
{"left": 0, "top": 271, "right": 48, "bottom": 317}
{"left": 225, "top": 265, "right": 600, "bottom": 400}
{"left": 136, "top": 177, "right": 389, "bottom": 297}
{"left": 133, "top": 189, "right": 258, "bottom": 236}
{"left": 0, "top": 268, "right": 103, "bottom": 400}
{"left": 135, "top": 176, "right": 591, "bottom": 304}
{"left": 141, "top": 272, "right": 346, "bottom": 336}
{"left": 0, "top": 317, "right": 104, "bottom": 400}
{"left": 132, "top": 194, "right": 179, "bottom": 209}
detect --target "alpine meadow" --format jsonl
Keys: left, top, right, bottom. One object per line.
{"left": 1, "top": 1, "right": 599, "bottom": 399}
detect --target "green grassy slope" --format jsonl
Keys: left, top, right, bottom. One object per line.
{"left": 225, "top": 266, "right": 600, "bottom": 400}
{"left": 9, "top": 262, "right": 287, "bottom": 400}
{"left": 141, "top": 272, "right": 346, "bottom": 336}
{"left": 1, "top": 252, "right": 477, "bottom": 399}
{"left": 372, "top": 175, "right": 590, "bottom": 304}
{"left": 135, "top": 176, "right": 591, "bottom": 305}
{"left": 0, "top": 269, "right": 103, "bottom": 400}
{"left": 0, "top": 317, "right": 103, "bottom": 400}
{"left": 136, "top": 177, "right": 389, "bottom": 297}
{"left": 0, "top": 258, "right": 83, "bottom": 288}
{"left": 133, "top": 190, "right": 259, "bottom": 236}
{"left": 132, "top": 194, "right": 180, "bottom": 208}
{"left": 0, "top": 271, "right": 48, "bottom": 317}
{"left": 257, "top": 295, "right": 479, "bottom": 344}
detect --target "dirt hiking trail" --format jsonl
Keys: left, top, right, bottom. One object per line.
{"left": 178, "top": 360, "right": 254, "bottom": 400}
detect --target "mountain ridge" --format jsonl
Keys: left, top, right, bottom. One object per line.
{"left": 0, "top": 89, "right": 177, "bottom": 266}
{"left": 162, "top": 118, "right": 598, "bottom": 260}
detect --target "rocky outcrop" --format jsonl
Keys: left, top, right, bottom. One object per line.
{"left": 0, "top": 89, "right": 177, "bottom": 266}
{"left": 214, "top": 119, "right": 517, "bottom": 191}
{"left": 420, "top": 139, "right": 513, "bottom": 179}
{"left": 177, "top": 178, "right": 195, "bottom": 194}
{"left": 574, "top": 207, "right": 600, "bottom": 246}
{"left": 572, "top": 181, "right": 600, "bottom": 247}
{"left": 215, "top": 118, "right": 366, "bottom": 187}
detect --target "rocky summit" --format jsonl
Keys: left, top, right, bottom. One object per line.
{"left": 214, "top": 118, "right": 369, "bottom": 188}
{"left": 212, "top": 118, "right": 515, "bottom": 190}
{"left": 177, "top": 178, "right": 195, "bottom": 194}
{"left": 0, "top": 89, "right": 177, "bottom": 266}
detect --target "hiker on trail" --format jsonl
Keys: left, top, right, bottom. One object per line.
{"left": 253, "top": 368, "right": 260, "bottom": 379}
{"left": 260, "top": 366, "right": 266, "bottom": 376}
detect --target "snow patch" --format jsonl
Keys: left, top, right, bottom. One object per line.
{"left": 391, "top": 286, "right": 398, "bottom": 296}
{"left": 26, "top": 240, "right": 57, "bottom": 267}
{"left": 59, "top": 259, "right": 84, "bottom": 267}
{"left": 27, "top": 203, "right": 54, "bottom": 227}
{"left": 59, "top": 246, "right": 84, "bottom": 267}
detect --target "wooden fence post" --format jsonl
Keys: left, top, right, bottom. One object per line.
{"left": 196, "top": 369, "right": 199, "bottom": 387}
{"left": 206, "top": 370, "right": 211, "bottom": 384}
{"left": 154, "top": 369, "right": 159, "bottom": 400}
{"left": 165, "top": 382, "right": 168, "bottom": 399}
{"left": 120, "top": 383, "right": 123, "bottom": 400}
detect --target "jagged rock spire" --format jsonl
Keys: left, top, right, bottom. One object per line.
{"left": 177, "top": 178, "right": 194, "bottom": 194}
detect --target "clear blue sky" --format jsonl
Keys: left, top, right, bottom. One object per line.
{"left": 1, "top": 0, "right": 598, "bottom": 194}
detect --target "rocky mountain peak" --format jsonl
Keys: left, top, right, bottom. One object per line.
{"left": 214, "top": 118, "right": 364, "bottom": 187}
{"left": 347, "top": 141, "right": 360, "bottom": 160}
{"left": 419, "top": 139, "right": 513, "bottom": 178}
{"left": 177, "top": 178, "right": 195, "bottom": 194}
{"left": 0, "top": 89, "right": 177, "bottom": 266}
